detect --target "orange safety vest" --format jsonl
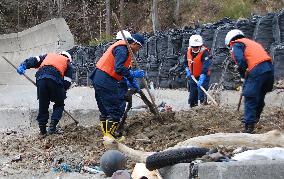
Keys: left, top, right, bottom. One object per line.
{"left": 230, "top": 38, "right": 271, "bottom": 72}
{"left": 39, "top": 53, "right": 68, "bottom": 77}
{"left": 187, "top": 46, "right": 210, "bottom": 77}
{"left": 96, "top": 40, "right": 132, "bottom": 81}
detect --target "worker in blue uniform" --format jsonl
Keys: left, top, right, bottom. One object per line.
{"left": 16, "top": 50, "right": 74, "bottom": 136}
{"left": 90, "top": 33, "right": 145, "bottom": 141}
{"left": 225, "top": 29, "right": 274, "bottom": 133}
{"left": 183, "top": 34, "right": 211, "bottom": 107}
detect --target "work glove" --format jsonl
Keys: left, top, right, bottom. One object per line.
{"left": 17, "top": 63, "right": 26, "bottom": 75}
{"left": 123, "top": 77, "right": 133, "bottom": 89}
{"left": 123, "top": 77, "right": 140, "bottom": 92}
{"left": 129, "top": 69, "right": 145, "bottom": 78}
{"left": 197, "top": 74, "right": 206, "bottom": 87}
{"left": 130, "top": 78, "right": 140, "bottom": 92}
{"left": 185, "top": 67, "right": 191, "bottom": 78}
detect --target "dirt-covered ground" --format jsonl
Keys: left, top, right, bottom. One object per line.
{"left": 0, "top": 106, "right": 284, "bottom": 178}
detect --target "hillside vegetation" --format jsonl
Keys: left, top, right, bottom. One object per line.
{"left": 0, "top": 0, "right": 283, "bottom": 44}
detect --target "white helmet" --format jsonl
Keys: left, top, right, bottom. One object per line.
{"left": 116, "top": 30, "right": 132, "bottom": 40}
{"left": 189, "top": 35, "right": 203, "bottom": 47}
{"left": 225, "top": 29, "right": 244, "bottom": 46}
{"left": 60, "top": 51, "right": 72, "bottom": 62}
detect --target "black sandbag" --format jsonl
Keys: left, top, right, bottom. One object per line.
{"left": 253, "top": 13, "right": 276, "bottom": 51}
{"left": 270, "top": 43, "right": 284, "bottom": 80}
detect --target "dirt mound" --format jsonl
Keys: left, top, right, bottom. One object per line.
{"left": 0, "top": 106, "right": 283, "bottom": 177}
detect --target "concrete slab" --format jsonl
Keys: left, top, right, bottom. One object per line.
{"left": 159, "top": 163, "right": 190, "bottom": 179}
{"left": 1, "top": 85, "right": 284, "bottom": 130}
{"left": 198, "top": 160, "right": 284, "bottom": 179}
{"left": 158, "top": 160, "right": 284, "bottom": 179}
{"left": 220, "top": 89, "right": 284, "bottom": 108}
{"left": 2, "top": 172, "right": 109, "bottom": 179}
{"left": 0, "top": 84, "right": 184, "bottom": 130}
{"left": 0, "top": 18, "right": 74, "bottom": 85}
{"left": 0, "top": 107, "right": 32, "bottom": 129}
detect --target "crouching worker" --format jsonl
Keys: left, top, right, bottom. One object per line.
{"left": 90, "top": 33, "right": 145, "bottom": 141}
{"left": 225, "top": 29, "right": 274, "bottom": 133}
{"left": 16, "top": 51, "right": 74, "bottom": 136}
{"left": 184, "top": 34, "right": 211, "bottom": 107}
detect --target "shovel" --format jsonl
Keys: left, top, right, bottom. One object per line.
{"left": 191, "top": 75, "right": 218, "bottom": 106}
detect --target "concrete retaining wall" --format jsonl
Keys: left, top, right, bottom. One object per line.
{"left": 0, "top": 18, "right": 74, "bottom": 85}
{"left": 158, "top": 160, "right": 284, "bottom": 179}
{"left": 220, "top": 90, "right": 284, "bottom": 109}
{"left": 198, "top": 160, "right": 284, "bottom": 179}
{"left": 0, "top": 86, "right": 284, "bottom": 130}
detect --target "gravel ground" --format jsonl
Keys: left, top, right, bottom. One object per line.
{"left": 0, "top": 105, "right": 284, "bottom": 178}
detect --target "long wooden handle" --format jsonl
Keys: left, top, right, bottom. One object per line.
{"left": 191, "top": 75, "right": 218, "bottom": 106}
{"left": 112, "top": 12, "right": 162, "bottom": 120}
{"left": 237, "top": 86, "right": 243, "bottom": 111}
{"left": 2, "top": 56, "right": 79, "bottom": 125}
{"left": 2, "top": 56, "right": 36, "bottom": 86}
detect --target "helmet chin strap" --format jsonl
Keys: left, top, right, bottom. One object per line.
{"left": 192, "top": 48, "right": 200, "bottom": 53}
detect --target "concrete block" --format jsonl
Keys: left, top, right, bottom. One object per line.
{"left": 0, "top": 107, "right": 140, "bottom": 130}
{"left": 198, "top": 160, "right": 284, "bottom": 179}
{"left": 0, "top": 108, "right": 32, "bottom": 130}
{"left": 12, "top": 108, "right": 102, "bottom": 129}
{"left": 59, "top": 109, "right": 101, "bottom": 127}
{"left": 220, "top": 90, "right": 284, "bottom": 108}
{"left": 0, "top": 18, "right": 74, "bottom": 85}
{"left": 159, "top": 163, "right": 190, "bottom": 179}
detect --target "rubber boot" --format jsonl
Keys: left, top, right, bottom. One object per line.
{"left": 47, "top": 120, "right": 59, "bottom": 135}
{"left": 39, "top": 124, "right": 47, "bottom": 135}
{"left": 100, "top": 118, "right": 107, "bottom": 136}
{"left": 104, "top": 120, "right": 125, "bottom": 142}
{"left": 38, "top": 124, "right": 47, "bottom": 139}
{"left": 114, "top": 123, "right": 124, "bottom": 139}
{"left": 243, "top": 123, "right": 255, "bottom": 134}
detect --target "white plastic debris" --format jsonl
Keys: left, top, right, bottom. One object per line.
{"left": 131, "top": 163, "right": 159, "bottom": 179}
{"left": 232, "top": 147, "right": 284, "bottom": 161}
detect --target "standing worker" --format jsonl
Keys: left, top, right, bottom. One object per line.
{"left": 225, "top": 29, "right": 274, "bottom": 133}
{"left": 16, "top": 50, "right": 74, "bottom": 136}
{"left": 115, "top": 30, "right": 134, "bottom": 136}
{"left": 90, "top": 33, "right": 145, "bottom": 141}
{"left": 184, "top": 34, "right": 211, "bottom": 107}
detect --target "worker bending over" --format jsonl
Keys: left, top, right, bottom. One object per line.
{"left": 225, "top": 29, "right": 274, "bottom": 133}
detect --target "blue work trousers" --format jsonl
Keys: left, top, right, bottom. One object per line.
{"left": 243, "top": 71, "right": 274, "bottom": 124}
{"left": 188, "top": 76, "right": 210, "bottom": 107}
{"left": 91, "top": 69, "right": 126, "bottom": 122}
{"left": 36, "top": 78, "right": 65, "bottom": 126}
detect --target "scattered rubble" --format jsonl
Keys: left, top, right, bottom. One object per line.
{"left": 0, "top": 106, "right": 283, "bottom": 177}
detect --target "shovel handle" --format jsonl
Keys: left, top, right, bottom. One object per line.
{"left": 191, "top": 75, "right": 218, "bottom": 106}
{"left": 2, "top": 56, "right": 79, "bottom": 125}
{"left": 237, "top": 86, "right": 243, "bottom": 111}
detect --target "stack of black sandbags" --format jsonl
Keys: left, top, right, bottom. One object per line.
{"left": 253, "top": 13, "right": 276, "bottom": 51}
{"left": 270, "top": 43, "right": 284, "bottom": 80}
{"left": 71, "top": 9, "right": 284, "bottom": 89}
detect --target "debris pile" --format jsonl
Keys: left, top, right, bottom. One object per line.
{"left": 1, "top": 106, "right": 284, "bottom": 177}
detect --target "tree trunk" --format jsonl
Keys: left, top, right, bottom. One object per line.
{"left": 99, "top": 2, "right": 102, "bottom": 40}
{"left": 82, "top": 0, "right": 93, "bottom": 39}
{"left": 56, "top": 0, "right": 63, "bottom": 17}
{"left": 174, "top": 0, "right": 180, "bottom": 22}
{"left": 105, "top": 0, "right": 111, "bottom": 36}
{"left": 119, "top": 0, "right": 125, "bottom": 28}
{"left": 151, "top": 0, "right": 160, "bottom": 33}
